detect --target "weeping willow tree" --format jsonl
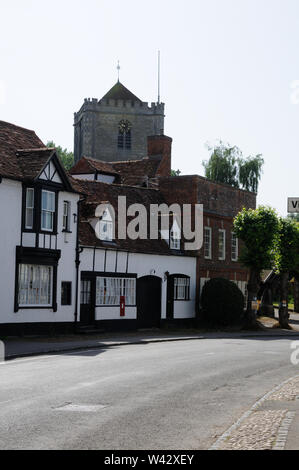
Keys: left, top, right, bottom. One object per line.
{"left": 203, "top": 142, "right": 240, "bottom": 188}
{"left": 239, "top": 155, "right": 264, "bottom": 193}
{"left": 203, "top": 141, "right": 264, "bottom": 193}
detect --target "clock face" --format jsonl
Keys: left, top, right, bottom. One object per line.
{"left": 119, "top": 119, "right": 132, "bottom": 134}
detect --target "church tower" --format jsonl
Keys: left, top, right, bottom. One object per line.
{"left": 74, "top": 81, "right": 165, "bottom": 163}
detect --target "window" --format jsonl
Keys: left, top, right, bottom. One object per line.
{"left": 96, "top": 277, "right": 136, "bottom": 306}
{"left": 61, "top": 282, "right": 72, "bottom": 306}
{"left": 41, "top": 190, "right": 55, "bottom": 232}
{"left": 218, "top": 229, "right": 226, "bottom": 260}
{"left": 99, "top": 209, "right": 113, "bottom": 241}
{"left": 25, "top": 188, "right": 34, "bottom": 229}
{"left": 174, "top": 277, "right": 190, "bottom": 301}
{"left": 62, "top": 201, "right": 70, "bottom": 231}
{"left": 18, "top": 264, "right": 53, "bottom": 307}
{"left": 81, "top": 280, "right": 91, "bottom": 305}
{"left": 204, "top": 227, "right": 212, "bottom": 259}
{"left": 170, "top": 220, "right": 181, "bottom": 250}
{"left": 118, "top": 120, "right": 132, "bottom": 150}
{"left": 231, "top": 232, "right": 238, "bottom": 261}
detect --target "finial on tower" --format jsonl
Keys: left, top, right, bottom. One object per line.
{"left": 117, "top": 60, "right": 120, "bottom": 82}
{"left": 157, "top": 50, "right": 161, "bottom": 104}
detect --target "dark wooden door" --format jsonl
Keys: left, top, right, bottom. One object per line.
{"left": 137, "top": 276, "right": 162, "bottom": 328}
{"left": 166, "top": 276, "right": 174, "bottom": 320}
{"left": 80, "top": 279, "right": 95, "bottom": 326}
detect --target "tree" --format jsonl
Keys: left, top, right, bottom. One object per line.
{"left": 171, "top": 169, "right": 181, "bottom": 176}
{"left": 203, "top": 141, "right": 264, "bottom": 193}
{"left": 233, "top": 206, "right": 279, "bottom": 327}
{"left": 274, "top": 218, "right": 299, "bottom": 328}
{"left": 46, "top": 141, "right": 74, "bottom": 171}
{"left": 288, "top": 213, "right": 299, "bottom": 222}
{"left": 238, "top": 155, "right": 264, "bottom": 193}
{"left": 203, "top": 142, "right": 240, "bottom": 188}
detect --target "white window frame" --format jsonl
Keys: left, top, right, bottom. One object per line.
{"left": 204, "top": 227, "right": 212, "bottom": 259}
{"left": 96, "top": 277, "right": 136, "bottom": 306}
{"left": 169, "top": 220, "right": 181, "bottom": 250}
{"left": 99, "top": 209, "right": 114, "bottom": 242}
{"left": 174, "top": 277, "right": 190, "bottom": 301}
{"left": 218, "top": 229, "right": 226, "bottom": 260}
{"left": 231, "top": 232, "right": 238, "bottom": 262}
{"left": 18, "top": 264, "right": 53, "bottom": 307}
{"left": 25, "top": 188, "right": 34, "bottom": 230}
{"left": 62, "top": 201, "right": 70, "bottom": 231}
{"left": 41, "top": 190, "right": 56, "bottom": 232}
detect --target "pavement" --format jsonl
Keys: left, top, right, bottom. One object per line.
{"left": 1, "top": 324, "right": 299, "bottom": 360}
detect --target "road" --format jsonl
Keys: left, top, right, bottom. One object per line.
{"left": 0, "top": 336, "right": 298, "bottom": 450}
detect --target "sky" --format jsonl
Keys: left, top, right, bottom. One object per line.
{"left": 0, "top": 0, "right": 298, "bottom": 215}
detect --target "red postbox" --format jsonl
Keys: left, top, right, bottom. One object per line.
{"left": 120, "top": 296, "right": 125, "bottom": 317}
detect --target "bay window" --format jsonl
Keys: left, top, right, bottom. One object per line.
{"left": 18, "top": 264, "right": 53, "bottom": 307}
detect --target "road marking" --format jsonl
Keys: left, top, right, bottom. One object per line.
{"left": 54, "top": 403, "right": 108, "bottom": 412}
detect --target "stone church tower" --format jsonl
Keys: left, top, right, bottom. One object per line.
{"left": 74, "top": 81, "right": 165, "bottom": 163}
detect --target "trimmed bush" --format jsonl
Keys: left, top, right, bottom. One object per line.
{"left": 201, "top": 278, "right": 244, "bottom": 327}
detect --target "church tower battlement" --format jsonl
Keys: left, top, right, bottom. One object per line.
{"left": 74, "top": 82, "right": 165, "bottom": 163}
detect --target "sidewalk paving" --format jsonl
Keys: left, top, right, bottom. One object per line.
{"left": 1, "top": 323, "right": 299, "bottom": 360}
{"left": 211, "top": 375, "right": 299, "bottom": 450}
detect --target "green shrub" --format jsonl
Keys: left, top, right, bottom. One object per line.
{"left": 201, "top": 278, "right": 244, "bottom": 327}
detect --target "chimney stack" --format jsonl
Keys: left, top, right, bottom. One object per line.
{"left": 147, "top": 135, "right": 172, "bottom": 177}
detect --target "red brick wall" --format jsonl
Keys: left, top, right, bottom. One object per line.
{"left": 158, "top": 175, "right": 256, "bottom": 311}
{"left": 147, "top": 135, "right": 172, "bottom": 177}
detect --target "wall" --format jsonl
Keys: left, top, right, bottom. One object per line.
{"left": 74, "top": 99, "right": 165, "bottom": 163}
{"left": 0, "top": 181, "right": 79, "bottom": 326}
{"left": 80, "top": 248, "right": 197, "bottom": 321}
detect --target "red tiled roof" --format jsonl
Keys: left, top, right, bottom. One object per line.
{"left": 71, "top": 178, "right": 187, "bottom": 256}
{"left": 0, "top": 120, "right": 45, "bottom": 180}
{"left": 70, "top": 156, "right": 119, "bottom": 176}
{"left": 112, "top": 157, "right": 162, "bottom": 186}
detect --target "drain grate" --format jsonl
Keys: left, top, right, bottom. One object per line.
{"left": 54, "top": 403, "right": 108, "bottom": 412}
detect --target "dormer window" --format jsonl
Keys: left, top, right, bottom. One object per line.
{"left": 170, "top": 220, "right": 181, "bottom": 250}
{"left": 99, "top": 208, "right": 113, "bottom": 241}
{"left": 118, "top": 120, "right": 132, "bottom": 150}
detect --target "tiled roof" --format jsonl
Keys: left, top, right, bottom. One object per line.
{"left": 0, "top": 120, "right": 44, "bottom": 180}
{"left": 100, "top": 81, "right": 142, "bottom": 103}
{"left": 71, "top": 178, "right": 185, "bottom": 256}
{"left": 16, "top": 148, "right": 54, "bottom": 181}
{"left": 70, "top": 156, "right": 119, "bottom": 176}
{"left": 112, "top": 157, "right": 162, "bottom": 186}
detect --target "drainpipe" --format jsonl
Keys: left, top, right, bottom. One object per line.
{"left": 74, "top": 196, "right": 86, "bottom": 329}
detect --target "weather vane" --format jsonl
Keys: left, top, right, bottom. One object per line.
{"left": 117, "top": 61, "right": 120, "bottom": 82}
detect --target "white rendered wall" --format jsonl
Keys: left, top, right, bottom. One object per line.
{"left": 0, "top": 181, "right": 79, "bottom": 324}
{"left": 0, "top": 179, "right": 22, "bottom": 323}
{"left": 80, "top": 248, "right": 197, "bottom": 322}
